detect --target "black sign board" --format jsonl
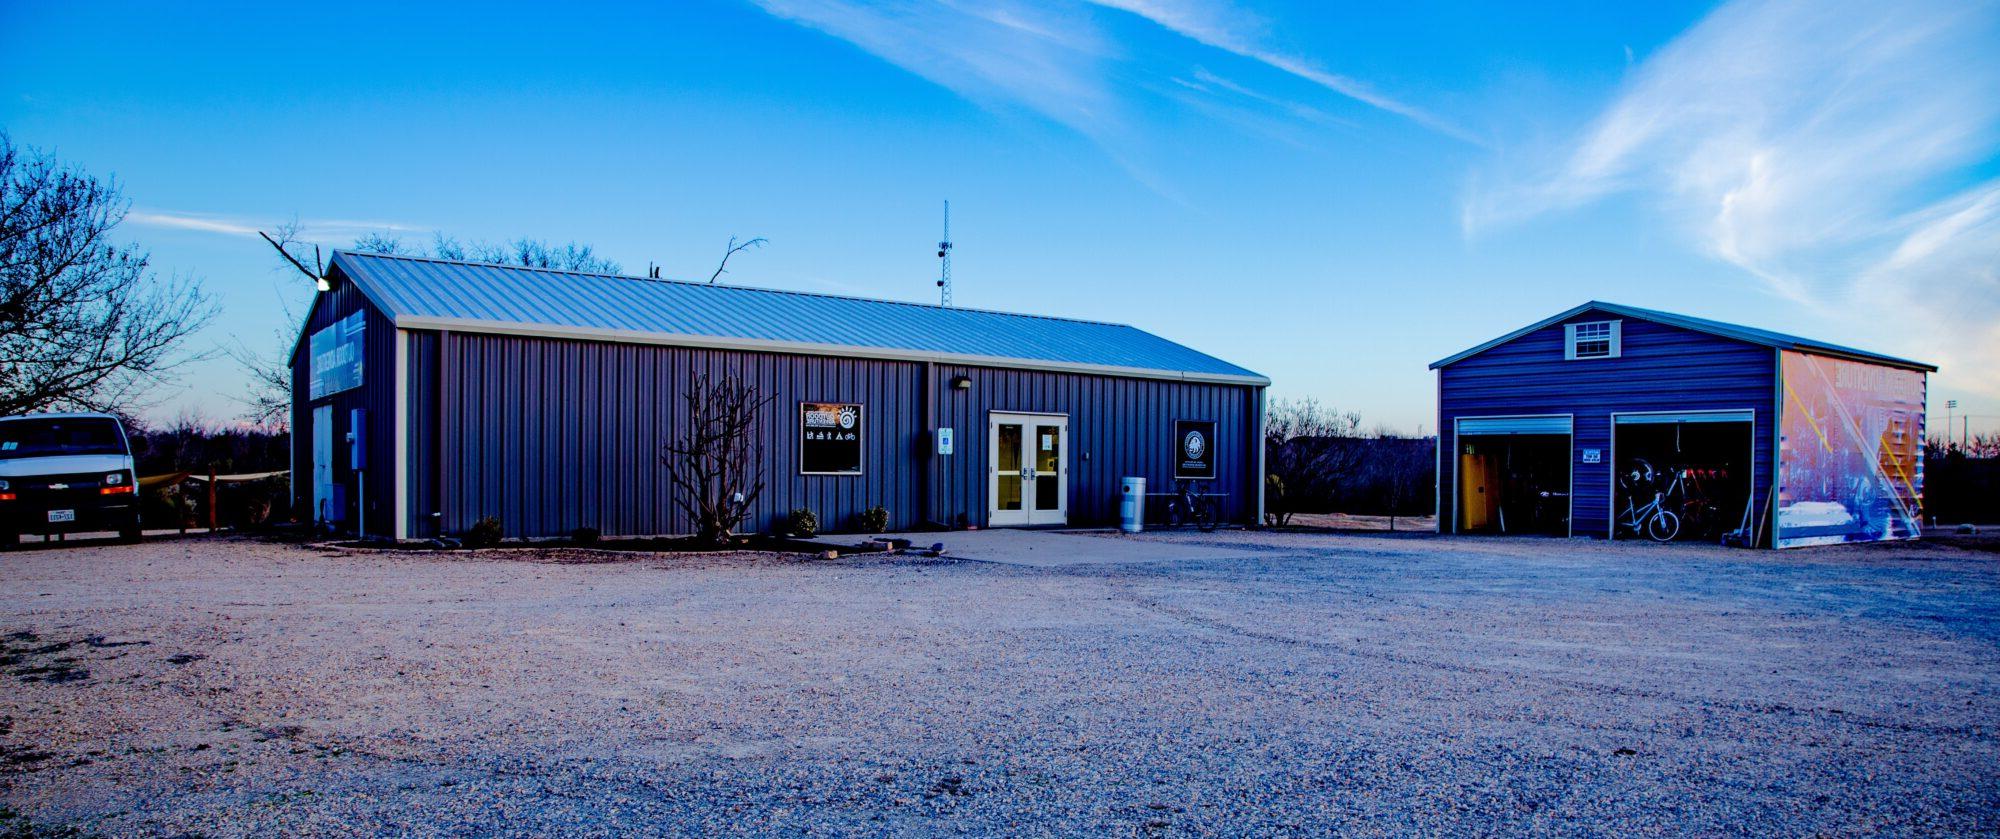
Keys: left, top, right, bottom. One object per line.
{"left": 800, "top": 402, "right": 864, "bottom": 475}
{"left": 1174, "top": 419, "right": 1217, "bottom": 480}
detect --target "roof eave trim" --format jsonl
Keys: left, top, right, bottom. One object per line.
{"left": 1430, "top": 303, "right": 1598, "bottom": 369}
{"left": 1430, "top": 301, "right": 1937, "bottom": 372}
{"left": 395, "top": 316, "right": 1273, "bottom": 387}
{"left": 1781, "top": 346, "right": 1937, "bottom": 373}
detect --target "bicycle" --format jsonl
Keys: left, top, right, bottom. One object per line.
{"left": 1164, "top": 480, "right": 1219, "bottom": 532}
{"left": 1617, "top": 490, "right": 1681, "bottom": 542}
{"left": 1615, "top": 459, "right": 1681, "bottom": 542}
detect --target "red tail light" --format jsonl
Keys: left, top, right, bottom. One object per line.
{"left": 100, "top": 485, "right": 134, "bottom": 496}
{"left": 0, "top": 492, "right": 14, "bottom": 501}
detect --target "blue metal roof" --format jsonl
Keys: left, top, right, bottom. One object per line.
{"left": 329, "top": 251, "right": 1267, "bottom": 385}
{"left": 1430, "top": 301, "right": 1936, "bottom": 372}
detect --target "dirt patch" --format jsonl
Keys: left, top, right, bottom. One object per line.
{"left": 323, "top": 534, "right": 898, "bottom": 561}
{"left": 1279, "top": 511, "right": 1439, "bottom": 532}
{"left": 0, "top": 634, "right": 92, "bottom": 686}
{"left": 0, "top": 533, "right": 1994, "bottom": 835}
{"left": 1923, "top": 528, "right": 2000, "bottom": 553}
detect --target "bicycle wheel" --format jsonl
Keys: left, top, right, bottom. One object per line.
{"left": 1165, "top": 500, "right": 1185, "bottom": 529}
{"left": 1645, "top": 510, "right": 1680, "bottom": 542}
{"left": 1193, "top": 498, "right": 1218, "bottom": 532}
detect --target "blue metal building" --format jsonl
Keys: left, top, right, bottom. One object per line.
{"left": 290, "top": 251, "right": 1268, "bottom": 540}
{"left": 1433, "top": 302, "right": 1934, "bottom": 548}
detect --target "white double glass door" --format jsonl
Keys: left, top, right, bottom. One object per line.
{"left": 989, "top": 413, "right": 1068, "bottom": 527}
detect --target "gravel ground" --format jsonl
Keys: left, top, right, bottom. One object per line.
{"left": 1, "top": 531, "right": 1995, "bottom": 837}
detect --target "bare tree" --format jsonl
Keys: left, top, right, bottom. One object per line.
{"left": 708, "top": 235, "right": 767, "bottom": 284}
{"left": 1263, "top": 398, "right": 1363, "bottom": 526}
{"left": 1377, "top": 436, "right": 1436, "bottom": 531}
{"left": 662, "top": 372, "right": 772, "bottom": 544}
{"left": 227, "top": 329, "right": 293, "bottom": 430}
{"left": 0, "top": 133, "right": 215, "bottom": 415}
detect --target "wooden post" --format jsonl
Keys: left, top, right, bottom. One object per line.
{"left": 207, "top": 466, "right": 218, "bottom": 533}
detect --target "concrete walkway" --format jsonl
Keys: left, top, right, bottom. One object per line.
{"left": 880, "top": 527, "right": 1266, "bottom": 567}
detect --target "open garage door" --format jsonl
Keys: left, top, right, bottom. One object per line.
{"left": 1612, "top": 411, "right": 1754, "bottom": 543}
{"left": 1455, "top": 416, "right": 1571, "bottom": 537}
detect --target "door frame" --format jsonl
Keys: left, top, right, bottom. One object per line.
{"left": 1607, "top": 409, "right": 1757, "bottom": 541}
{"left": 311, "top": 404, "right": 336, "bottom": 524}
{"left": 1449, "top": 413, "right": 1574, "bottom": 537}
{"left": 987, "top": 410, "right": 1069, "bottom": 527}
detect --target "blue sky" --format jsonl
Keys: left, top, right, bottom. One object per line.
{"left": 3, "top": 0, "right": 1996, "bottom": 434}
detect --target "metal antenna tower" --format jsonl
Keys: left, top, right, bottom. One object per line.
{"left": 936, "top": 200, "right": 953, "bottom": 307}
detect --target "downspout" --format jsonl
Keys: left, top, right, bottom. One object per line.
{"left": 434, "top": 328, "right": 449, "bottom": 538}
{"left": 1763, "top": 347, "right": 1783, "bottom": 548}
{"left": 921, "top": 360, "right": 935, "bottom": 528}
{"left": 1254, "top": 385, "right": 1267, "bottom": 527}
{"left": 1435, "top": 369, "right": 1445, "bottom": 534}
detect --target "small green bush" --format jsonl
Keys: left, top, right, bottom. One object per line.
{"left": 786, "top": 508, "right": 819, "bottom": 538}
{"left": 571, "top": 526, "right": 601, "bottom": 545}
{"left": 465, "top": 516, "right": 504, "bottom": 548}
{"left": 858, "top": 505, "right": 890, "bottom": 534}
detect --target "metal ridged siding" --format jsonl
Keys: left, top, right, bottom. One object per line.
{"left": 334, "top": 251, "right": 1264, "bottom": 380}
{"left": 930, "top": 364, "right": 1259, "bottom": 527}
{"left": 397, "top": 331, "right": 1260, "bottom": 539}
{"left": 1437, "top": 315, "right": 1776, "bottom": 540}
{"left": 288, "top": 282, "right": 398, "bottom": 533}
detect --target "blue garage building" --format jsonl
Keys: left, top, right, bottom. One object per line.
{"left": 1433, "top": 302, "right": 1933, "bottom": 548}
{"left": 290, "top": 251, "right": 1268, "bottom": 541}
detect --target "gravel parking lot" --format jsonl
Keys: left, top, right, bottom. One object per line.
{"left": 2, "top": 531, "right": 1996, "bottom": 836}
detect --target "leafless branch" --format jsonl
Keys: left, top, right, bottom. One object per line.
{"left": 707, "top": 236, "right": 767, "bottom": 284}
{"left": 259, "top": 228, "right": 322, "bottom": 283}
{"left": 0, "top": 132, "right": 216, "bottom": 414}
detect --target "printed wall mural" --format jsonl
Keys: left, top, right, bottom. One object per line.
{"left": 1777, "top": 352, "right": 1925, "bottom": 547}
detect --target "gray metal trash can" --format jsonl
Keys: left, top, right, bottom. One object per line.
{"left": 1119, "top": 477, "right": 1146, "bottom": 533}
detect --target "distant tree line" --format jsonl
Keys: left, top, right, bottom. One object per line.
{"left": 128, "top": 414, "right": 289, "bottom": 477}
{"left": 1264, "top": 398, "right": 1434, "bottom": 526}
{"left": 1926, "top": 436, "right": 1999, "bottom": 525}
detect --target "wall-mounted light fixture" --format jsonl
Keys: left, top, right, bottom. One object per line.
{"left": 952, "top": 375, "right": 972, "bottom": 390}
{"left": 316, "top": 275, "right": 333, "bottom": 292}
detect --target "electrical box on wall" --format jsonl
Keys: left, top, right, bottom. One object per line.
{"left": 348, "top": 408, "right": 367, "bottom": 470}
{"left": 936, "top": 427, "right": 954, "bottom": 455}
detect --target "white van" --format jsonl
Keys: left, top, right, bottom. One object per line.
{"left": 0, "top": 412, "right": 143, "bottom": 545}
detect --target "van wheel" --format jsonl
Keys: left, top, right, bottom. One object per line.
{"left": 118, "top": 518, "right": 142, "bottom": 544}
{"left": 0, "top": 530, "right": 17, "bottom": 548}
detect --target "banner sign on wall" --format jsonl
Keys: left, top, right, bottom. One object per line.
{"left": 801, "top": 402, "right": 864, "bottom": 475}
{"left": 1776, "top": 352, "right": 1925, "bottom": 547}
{"left": 1174, "top": 420, "right": 1217, "bottom": 480}
{"left": 308, "top": 312, "right": 366, "bottom": 400}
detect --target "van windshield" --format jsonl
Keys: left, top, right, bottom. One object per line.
{"left": 0, "top": 418, "right": 127, "bottom": 460}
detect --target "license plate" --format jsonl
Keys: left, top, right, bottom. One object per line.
{"left": 47, "top": 509, "right": 75, "bottom": 523}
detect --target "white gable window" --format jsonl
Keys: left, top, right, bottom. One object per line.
{"left": 1565, "top": 320, "right": 1621, "bottom": 360}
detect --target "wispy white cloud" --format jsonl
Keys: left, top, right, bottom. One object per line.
{"left": 127, "top": 210, "right": 264, "bottom": 237}
{"left": 748, "top": 0, "right": 1469, "bottom": 182}
{"left": 750, "top": 0, "right": 1118, "bottom": 135}
{"left": 1464, "top": 0, "right": 2000, "bottom": 392}
{"left": 1082, "top": 0, "right": 1478, "bottom": 143}
{"left": 1855, "top": 179, "right": 2000, "bottom": 390}
{"left": 127, "top": 209, "right": 424, "bottom": 242}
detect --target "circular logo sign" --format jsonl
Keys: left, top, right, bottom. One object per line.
{"left": 1183, "top": 429, "right": 1206, "bottom": 461}
{"left": 838, "top": 406, "right": 858, "bottom": 429}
